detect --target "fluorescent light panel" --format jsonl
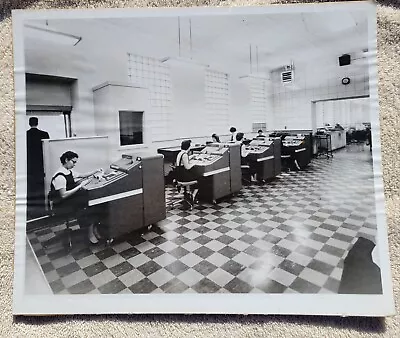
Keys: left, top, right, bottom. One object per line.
{"left": 239, "top": 74, "right": 270, "bottom": 81}
{"left": 160, "top": 56, "right": 209, "bottom": 68}
{"left": 24, "top": 24, "right": 82, "bottom": 46}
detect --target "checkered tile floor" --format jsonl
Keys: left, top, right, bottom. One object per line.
{"left": 27, "top": 144, "right": 378, "bottom": 295}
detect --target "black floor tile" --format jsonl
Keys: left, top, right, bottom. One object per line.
{"left": 218, "top": 246, "right": 240, "bottom": 259}
{"left": 169, "top": 247, "right": 190, "bottom": 259}
{"left": 68, "top": 279, "right": 96, "bottom": 294}
{"left": 143, "top": 247, "right": 165, "bottom": 260}
{"left": 56, "top": 262, "right": 81, "bottom": 278}
{"left": 295, "top": 245, "right": 319, "bottom": 258}
{"left": 98, "top": 279, "right": 127, "bottom": 294}
{"left": 192, "top": 278, "right": 221, "bottom": 293}
{"left": 240, "top": 234, "right": 258, "bottom": 245}
{"left": 231, "top": 217, "right": 247, "bottom": 225}
{"left": 195, "top": 225, "right": 211, "bottom": 234}
{"left": 321, "top": 244, "right": 346, "bottom": 258}
{"left": 164, "top": 261, "right": 190, "bottom": 275}
{"left": 174, "top": 225, "right": 191, "bottom": 234}
{"left": 263, "top": 234, "right": 283, "bottom": 245}
{"left": 119, "top": 247, "right": 141, "bottom": 260}
{"left": 244, "top": 245, "right": 265, "bottom": 258}
{"left": 217, "top": 235, "right": 236, "bottom": 245}
{"left": 95, "top": 247, "right": 118, "bottom": 261}
{"left": 257, "top": 279, "right": 287, "bottom": 293}
{"left": 220, "top": 260, "right": 245, "bottom": 276}
{"left": 290, "top": 278, "right": 321, "bottom": 293}
{"left": 309, "top": 233, "right": 330, "bottom": 244}
{"left": 323, "top": 277, "right": 341, "bottom": 293}
{"left": 49, "top": 279, "right": 65, "bottom": 293}
{"left": 110, "top": 261, "right": 134, "bottom": 277}
{"left": 129, "top": 278, "right": 158, "bottom": 293}
{"left": 161, "top": 278, "right": 189, "bottom": 293}
{"left": 271, "top": 245, "right": 291, "bottom": 258}
{"left": 194, "top": 246, "right": 215, "bottom": 259}
{"left": 320, "top": 223, "right": 339, "bottom": 232}
{"left": 307, "top": 260, "right": 335, "bottom": 276}
{"left": 84, "top": 261, "right": 108, "bottom": 278}
{"left": 41, "top": 262, "right": 55, "bottom": 274}
{"left": 193, "top": 261, "right": 218, "bottom": 276}
{"left": 137, "top": 261, "right": 163, "bottom": 277}
{"left": 224, "top": 277, "right": 253, "bottom": 293}
{"left": 278, "top": 259, "right": 305, "bottom": 276}
{"left": 149, "top": 235, "right": 168, "bottom": 246}
{"left": 195, "top": 235, "right": 213, "bottom": 245}
{"left": 332, "top": 232, "right": 354, "bottom": 243}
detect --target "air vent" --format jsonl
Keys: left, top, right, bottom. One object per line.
{"left": 281, "top": 70, "right": 294, "bottom": 84}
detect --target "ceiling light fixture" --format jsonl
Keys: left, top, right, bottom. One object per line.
{"left": 160, "top": 17, "right": 209, "bottom": 67}
{"left": 24, "top": 24, "right": 82, "bottom": 46}
{"left": 238, "top": 74, "right": 270, "bottom": 81}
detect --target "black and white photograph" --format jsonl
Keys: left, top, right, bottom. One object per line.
{"left": 12, "top": 1, "right": 395, "bottom": 316}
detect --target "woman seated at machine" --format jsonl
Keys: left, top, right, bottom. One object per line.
{"left": 236, "top": 132, "right": 257, "bottom": 182}
{"left": 175, "top": 140, "right": 199, "bottom": 204}
{"left": 256, "top": 129, "right": 266, "bottom": 139}
{"left": 48, "top": 150, "right": 104, "bottom": 244}
{"left": 211, "top": 133, "right": 221, "bottom": 143}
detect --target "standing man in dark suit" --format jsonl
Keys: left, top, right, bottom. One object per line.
{"left": 26, "top": 116, "right": 50, "bottom": 218}
{"left": 229, "top": 127, "right": 237, "bottom": 142}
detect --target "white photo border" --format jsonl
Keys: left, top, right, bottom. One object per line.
{"left": 12, "top": 1, "right": 396, "bottom": 316}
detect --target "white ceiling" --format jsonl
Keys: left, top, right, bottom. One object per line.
{"left": 24, "top": 10, "right": 369, "bottom": 83}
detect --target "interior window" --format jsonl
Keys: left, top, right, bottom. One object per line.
{"left": 119, "top": 111, "right": 144, "bottom": 146}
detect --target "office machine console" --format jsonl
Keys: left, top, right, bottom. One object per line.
{"left": 282, "top": 139, "right": 304, "bottom": 147}
{"left": 281, "top": 134, "right": 311, "bottom": 169}
{"left": 189, "top": 142, "right": 241, "bottom": 202}
{"left": 243, "top": 139, "right": 276, "bottom": 180}
{"left": 250, "top": 139, "right": 273, "bottom": 146}
{"left": 82, "top": 153, "right": 166, "bottom": 242}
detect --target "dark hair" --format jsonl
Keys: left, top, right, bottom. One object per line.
{"left": 236, "top": 132, "right": 244, "bottom": 142}
{"left": 60, "top": 151, "right": 79, "bottom": 165}
{"left": 181, "top": 140, "right": 191, "bottom": 151}
{"left": 230, "top": 127, "right": 236, "bottom": 133}
{"left": 258, "top": 129, "right": 263, "bottom": 133}
{"left": 211, "top": 134, "right": 220, "bottom": 142}
{"left": 29, "top": 117, "right": 38, "bottom": 127}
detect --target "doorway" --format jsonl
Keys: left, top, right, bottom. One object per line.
{"left": 311, "top": 95, "right": 370, "bottom": 133}
{"left": 26, "top": 110, "right": 72, "bottom": 138}
{"left": 26, "top": 110, "right": 72, "bottom": 221}
{"left": 311, "top": 95, "right": 371, "bottom": 156}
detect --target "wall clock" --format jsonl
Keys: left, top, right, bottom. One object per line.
{"left": 342, "top": 77, "right": 351, "bottom": 85}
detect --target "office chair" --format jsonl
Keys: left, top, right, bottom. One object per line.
{"left": 176, "top": 180, "right": 198, "bottom": 210}
{"left": 41, "top": 200, "right": 75, "bottom": 253}
{"left": 42, "top": 192, "right": 97, "bottom": 252}
{"left": 167, "top": 165, "right": 198, "bottom": 211}
{"left": 281, "top": 154, "right": 291, "bottom": 172}
{"left": 240, "top": 164, "right": 252, "bottom": 185}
